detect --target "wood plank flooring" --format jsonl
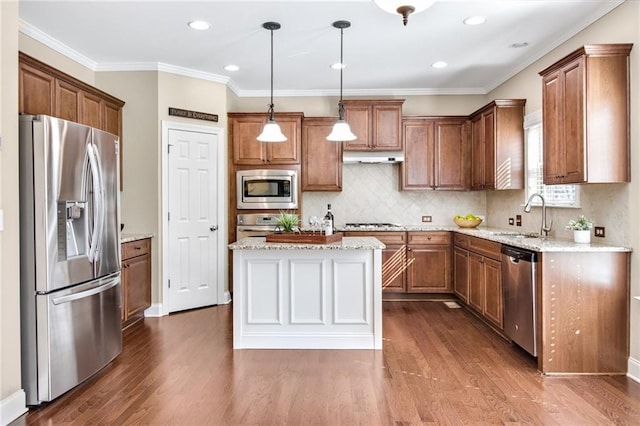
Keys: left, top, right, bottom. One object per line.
{"left": 14, "top": 301, "right": 640, "bottom": 425}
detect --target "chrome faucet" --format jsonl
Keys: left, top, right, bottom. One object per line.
{"left": 524, "top": 193, "right": 553, "bottom": 237}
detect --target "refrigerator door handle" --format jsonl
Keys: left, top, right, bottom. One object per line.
{"left": 86, "top": 143, "right": 105, "bottom": 263}
{"left": 52, "top": 276, "right": 119, "bottom": 305}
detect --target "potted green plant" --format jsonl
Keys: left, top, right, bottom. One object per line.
{"left": 275, "top": 211, "right": 299, "bottom": 233}
{"left": 565, "top": 215, "right": 593, "bottom": 243}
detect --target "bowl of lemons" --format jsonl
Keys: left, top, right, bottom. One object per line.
{"left": 453, "top": 214, "right": 483, "bottom": 228}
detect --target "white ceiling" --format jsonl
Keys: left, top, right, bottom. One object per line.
{"left": 18, "top": 0, "right": 624, "bottom": 97}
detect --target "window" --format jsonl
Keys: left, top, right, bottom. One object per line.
{"left": 525, "top": 110, "right": 579, "bottom": 207}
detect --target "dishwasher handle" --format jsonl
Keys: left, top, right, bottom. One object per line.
{"left": 500, "top": 245, "right": 538, "bottom": 263}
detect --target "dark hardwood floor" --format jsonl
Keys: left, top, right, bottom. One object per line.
{"left": 14, "top": 301, "right": 640, "bottom": 425}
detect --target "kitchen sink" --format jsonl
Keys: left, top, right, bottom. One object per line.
{"left": 495, "top": 232, "right": 541, "bottom": 238}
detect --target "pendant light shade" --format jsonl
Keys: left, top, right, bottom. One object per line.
{"left": 257, "top": 22, "right": 287, "bottom": 143}
{"left": 327, "top": 20, "right": 357, "bottom": 142}
{"left": 373, "top": 0, "right": 436, "bottom": 26}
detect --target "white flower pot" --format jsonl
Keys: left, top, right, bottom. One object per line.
{"left": 573, "top": 230, "right": 591, "bottom": 244}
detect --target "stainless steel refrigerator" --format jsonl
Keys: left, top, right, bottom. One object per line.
{"left": 19, "top": 115, "right": 122, "bottom": 406}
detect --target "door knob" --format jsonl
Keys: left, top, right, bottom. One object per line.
{"left": 210, "top": 225, "right": 218, "bottom": 232}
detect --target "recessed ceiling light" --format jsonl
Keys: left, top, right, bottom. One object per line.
{"left": 509, "top": 42, "right": 530, "bottom": 48}
{"left": 224, "top": 64, "right": 240, "bottom": 72}
{"left": 188, "top": 20, "right": 210, "bottom": 30}
{"left": 463, "top": 16, "right": 486, "bottom": 26}
{"left": 431, "top": 61, "right": 448, "bottom": 69}
{"left": 330, "top": 62, "right": 345, "bottom": 70}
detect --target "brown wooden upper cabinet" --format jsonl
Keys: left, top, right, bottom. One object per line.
{"left": 342, "top": 99, "right": 404, "bottom": 151}
{"left": 401, "top": 117, "right": 468, "bottom": 190}
{"left": 301, "top": 117, "right": 343, "bottom": 191}
{"left": 229, "top": 112, "right": 303, "bottom": 165}
{"left": 539, "top": 44, "right": 632, "bottom": 185}
{"left": 468, "top": 99, "right": 526, "bottom": 190}
{"left": 19, "top": 52, "right": 125, "bottom": 188}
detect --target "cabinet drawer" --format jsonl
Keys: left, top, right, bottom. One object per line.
{"left": 453, "top": 233, "right": 469, "bottom": 249}
{"left": 468, "top": 236, "right": 501, "bottom": 260}
{"left": 407, "top": 231, "right": 451, "bottom": 245}
{"left": 122, "top": 238, "right": 151, "bottom": 260}
{"left": 344, "top": 231, "right": 407, "bottom": 245}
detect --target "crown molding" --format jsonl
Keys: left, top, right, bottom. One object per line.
{"left": 237, "top": 86, "right": 487, "bottom": 98}
{"left": 19, "top": 19, "right": 97, "bottom": 70}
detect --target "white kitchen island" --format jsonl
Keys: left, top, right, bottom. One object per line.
{"left": 229, "top": 236, "right": 384, "bottom": 350}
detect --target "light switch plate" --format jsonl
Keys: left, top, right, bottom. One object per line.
{"left": 594, "top": 226, "right": 605, "bottom": 237}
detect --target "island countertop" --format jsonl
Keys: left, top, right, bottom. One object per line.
{"left": 229, "top": 236, "right": 385, "bottom": 251}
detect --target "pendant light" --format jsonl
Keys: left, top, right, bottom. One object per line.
{"left": 373, "top": 0, "right": 436, "bottom": 26}
{"left": 327, "top": 20, "right": 357, "bottom": 142}
{"left": 257, "top": 22, "right": 287, "bottom": 142}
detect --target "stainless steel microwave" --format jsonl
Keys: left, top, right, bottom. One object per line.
{"left": 236, "top": 169, "right": 298, "bottom": 209}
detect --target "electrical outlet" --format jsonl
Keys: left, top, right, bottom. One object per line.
{"left": 508, "top": 218, "right": 514, "bottom": 225}
{"left": 516, "top": 215, "right": 522, "bottom": 227}
{"left": 421, "top": 215, "right": 432, "bottom": 223}
{"left": 594, "top": 226, "right": 605, "bottom": 237}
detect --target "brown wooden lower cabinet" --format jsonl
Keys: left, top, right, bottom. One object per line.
{"left": 345, "top": 231, "right": 452, "bottom": 294}
{"left": 538, "top": 251, "right": 630, "bottom": 374}
{"left": 406, "top": 231, "right": 452, "bottom": 292}
{"left": 344, "top": 231, "right": 407, "bottom": 292}
{"left": 454, "top": 234, "right": 503, "bottom": 330}
{"left": 121, "top": 238, "right": 152, "bottom": 328}
{"left": 453, "top": 234, "right": 630, "bottom": 375}
{"left": 453, "top": 247, "right": 469, "bottom": 302}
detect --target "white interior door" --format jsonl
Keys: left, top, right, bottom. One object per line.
{"left": 168, "top": 128, "right": 219, "bottom": 312}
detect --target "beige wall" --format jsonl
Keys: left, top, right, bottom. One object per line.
{"left": 230, "top": 94, "right": 486, "bottom": 117}
{"left": 94, "top": 71, "right": 230, "bottom": 304}
{"left": 95, "top": 71, "right": 161, "bottom": 301}
{"left": 1, "top": 0, "right": 22, "bottom": 408}
{"left": 486, "top": 0, "right": 640, "bottom": 368}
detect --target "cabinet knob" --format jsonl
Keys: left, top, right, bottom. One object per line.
{"left": 210, "top": 225, "right": 218, "bottom": 232}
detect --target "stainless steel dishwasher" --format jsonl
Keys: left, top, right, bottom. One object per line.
{"left": 501, "top": 245, "right": 538, "bottom": 356}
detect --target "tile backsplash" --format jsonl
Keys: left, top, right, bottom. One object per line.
{"left": 302, "top": 164, "right": 487, "bottom": 226}
{"left": 302, "top": 164, "right": 629, "bottom": 247}
{"left": 487, "top": 184, "right": 629, "bottom": 246}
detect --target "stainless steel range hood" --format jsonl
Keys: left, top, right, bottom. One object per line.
{"left": 342, "top": 151, "right": 404, "bottom": 164}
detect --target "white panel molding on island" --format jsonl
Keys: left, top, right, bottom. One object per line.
{"left": 230, "top": 237, "right": 384, "bottom": 350}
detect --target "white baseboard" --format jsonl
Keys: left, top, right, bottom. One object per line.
{"left": 628, "top": 357, "right": 640, "bottom": 383}
{"left": 144, "top": 303, "right": 164, "bottom": 317}
{"left": 146, "top": 292, "right": 231, "bottom": 317}
{"left": 0, "top": 390, "right": 27, "bottom": 426}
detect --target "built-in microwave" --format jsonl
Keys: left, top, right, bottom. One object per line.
{"left": 236, "top": 169, "right": 298, "bottom": 210}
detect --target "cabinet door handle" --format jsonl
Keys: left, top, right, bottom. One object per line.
{"left": 210, "top": 225, "right": 218, "bottom": 232}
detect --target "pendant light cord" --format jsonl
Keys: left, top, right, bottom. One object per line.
{"left": 268, "top": 26, "right": 275, "bottom": 120}
{"left": 338, "top": 26, "right": 345, "bottom": 120}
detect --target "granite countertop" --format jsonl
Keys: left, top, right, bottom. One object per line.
{"left": 337, "top": 225, "right": 632, "bottom": 253}
{"left": 229, "top": 236, "right": 385, "bottom": 251}
{"left": 121, "top": 233, "right": 154, "bottom": 244}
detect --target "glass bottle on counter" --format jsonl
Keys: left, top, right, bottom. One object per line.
{"left": 324, "top": 204, "right": 334, "bottom": 234}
